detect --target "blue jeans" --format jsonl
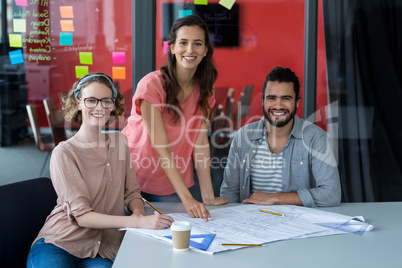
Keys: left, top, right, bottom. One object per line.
{"left": 27, "top": 238, "right": 113, "bottom": 268}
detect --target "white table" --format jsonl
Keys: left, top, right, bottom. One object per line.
{"left": 113, "top": 202, "right": 402, "bottom": 268}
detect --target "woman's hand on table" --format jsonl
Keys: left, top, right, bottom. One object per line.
{"left": 203, "top": 197, "right": 229, "bottom": 206}
{"left": 182, "top": 197, "right": 211, "bottom": 222}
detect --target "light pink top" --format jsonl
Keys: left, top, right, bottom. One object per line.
{"left": 33, "top": 132, "right": 142, "bottom": 259}
{"left": 122, "top": 71, "right": 215, "bottom": 195}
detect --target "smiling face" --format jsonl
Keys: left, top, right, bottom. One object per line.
{"left": 170, "top": 25, "right": 208, "bottom": 73}
{"left": 76, "top": 82, "right": 114, "bottom": 128}
{"left": 263, "top": 81, "right": 299, "bottom": 128}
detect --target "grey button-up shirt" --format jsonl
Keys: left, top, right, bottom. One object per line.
{"left": 220, "top": 116, "right": 341, "bottom": 207}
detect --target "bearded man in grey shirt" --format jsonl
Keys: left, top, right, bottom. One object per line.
{"left": 220, "top": 67, "right": 341, "bottom": 207}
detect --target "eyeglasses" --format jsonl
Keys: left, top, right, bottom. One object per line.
{"left": 79, "top": 97, "right": 115, "bottom": 109}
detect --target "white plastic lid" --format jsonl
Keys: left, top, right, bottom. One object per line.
{"left": 170, "top": 221, "right": 191, "bottom": 231}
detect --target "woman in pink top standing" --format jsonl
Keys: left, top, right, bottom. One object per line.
{"left": 122, "top": 15, "right": 228, "bottom": 221}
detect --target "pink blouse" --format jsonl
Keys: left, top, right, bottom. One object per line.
{"left": 122, "top": 71, "right": 215, "bottom": 195}
{"left": 33, "top": 132, "right": 142, "bottom": 259}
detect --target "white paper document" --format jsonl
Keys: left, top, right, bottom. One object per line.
{"left": 123, "top": 205, "right": 373, "bottom": 254}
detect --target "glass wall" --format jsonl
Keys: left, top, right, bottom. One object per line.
{"left": 155, "top": 0, "right": 329, "bottom": 128}
{"left": 0, "top": 0, "right": 133, "bottom": 184}
{"left": 153, "top": 0, "right": 330, "bottom": 196}
{"left": 323, "top": 0, "right": 402, "bottom": 202}
{"left": 1, "top": 0, "right": 133, "bottom": 145}
{"left": 4, "top": 0, "right": 400, "bottom": 202}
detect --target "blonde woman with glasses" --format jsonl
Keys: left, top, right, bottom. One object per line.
{"left": 27, "top": 73, "right": 173, "bottom": 268}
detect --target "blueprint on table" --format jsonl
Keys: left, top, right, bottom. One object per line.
{"left": 123, "top": 205, "right": 374, "bottom": 254}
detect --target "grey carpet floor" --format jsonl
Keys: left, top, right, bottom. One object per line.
{"left": 0, "top": 137, "right": 51, "bottom": 186}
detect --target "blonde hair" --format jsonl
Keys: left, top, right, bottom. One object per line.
{"left": 62, "top": 73, "right": 125, "bottom": 125}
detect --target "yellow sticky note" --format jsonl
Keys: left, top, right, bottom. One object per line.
{"left": 13, "top": 19, "right": 26, "bottom": 32}
{"left": 219, "top": 0, "right": 236, "bottom": 10}
{"left": 9, "top": 34, "right": 22, "bottom": 48}
{"left": 60, "top": 6, "right": 74, "bottom": 18}
{"left": 79, "top": 52, "right": 93, "bottom": 65}
{"left": 60, "top": 20, "right": 74, "bottom": 32}
{"left": 194, "top": 0, "right": 208, "bottom": 4}
{"left": 112, "top": 67, "right": 126, "bottom": 80}
{"left": 75, "top": 66, "right": 89, "bottom": 78}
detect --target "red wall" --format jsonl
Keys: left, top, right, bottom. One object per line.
{"left": 155, "top": 0, "right": 328, "bottom": 130}
{"left": 19, "top": 1, "right": 133, "bottom": 128}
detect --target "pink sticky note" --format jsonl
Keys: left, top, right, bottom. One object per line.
{"left": 112, "top": 52, "right": 126, "bottom": 64}
{"left": 163, "top": 41, "right": 169, "bottom": 55}
{"left": 15, "top": 0, "right": 28, "bottom": 6}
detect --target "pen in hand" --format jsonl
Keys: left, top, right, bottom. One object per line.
{"left": 142, "top": 198, "right": 164, "bottom": 215}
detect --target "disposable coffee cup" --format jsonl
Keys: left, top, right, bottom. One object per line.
{"left": 170, "top": 221, "right": 191, "bottom": 251}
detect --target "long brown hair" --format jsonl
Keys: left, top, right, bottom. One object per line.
{"left": 160, "top": 15, "right": 218, "bottom": 123}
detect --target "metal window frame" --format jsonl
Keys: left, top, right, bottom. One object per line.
{"left": 304, "top": 0, "right": 318, "bottom": 120}
{"left": 132, "top": 0, "right": 156, "bottom": 94}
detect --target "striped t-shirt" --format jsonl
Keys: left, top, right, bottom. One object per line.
{"left": 250, "top": 130, "right": 284, "bottom": 193}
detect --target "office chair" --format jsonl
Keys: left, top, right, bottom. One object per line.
{"left": 43, "top": 97, "right": 68, "bottom": 145}
{"left": 240, "top": 85, "right": 254, "bottom": 118}
{"left": 0, "top": 177, "right": 57, "bottom": 268}
{"left": 233, "top": 92, "right": 245, "bottom": 130}
{"left": 26, "top": 104, "right": 55, "bottom": 177}
{"left": 214, "top": 86, "right": 230, "bottom": 109}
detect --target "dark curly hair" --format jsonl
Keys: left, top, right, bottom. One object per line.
{"left": 62, "top": 73, "right": 125, "bottom": 125}
{"left": 160, "top": 15, "right": 217, "bottom": 123}
{"left": 262, "top": 66, "right": 301, "bottom": 100}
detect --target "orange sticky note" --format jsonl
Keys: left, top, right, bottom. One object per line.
{"left": 60, "top": 20, "right": 74, "bottom": 32}
{"left": 112, "top": 67, "right": 126, "bottom": 80}
{"left": 60, "top": 6, "right": 74, "bottom": 18}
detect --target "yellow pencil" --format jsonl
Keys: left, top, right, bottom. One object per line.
{"left": 221, "top": 244, "right": 264, "bottom": 247}
{"left": 142, "top": 198, "right": 163, "bottom": 215}
{"left": 259, "top": 209, "right": 284, "bottom": 216}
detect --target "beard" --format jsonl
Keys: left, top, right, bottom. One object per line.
{"left": 264, "top": 104, "right": 297, "bottom": 128}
